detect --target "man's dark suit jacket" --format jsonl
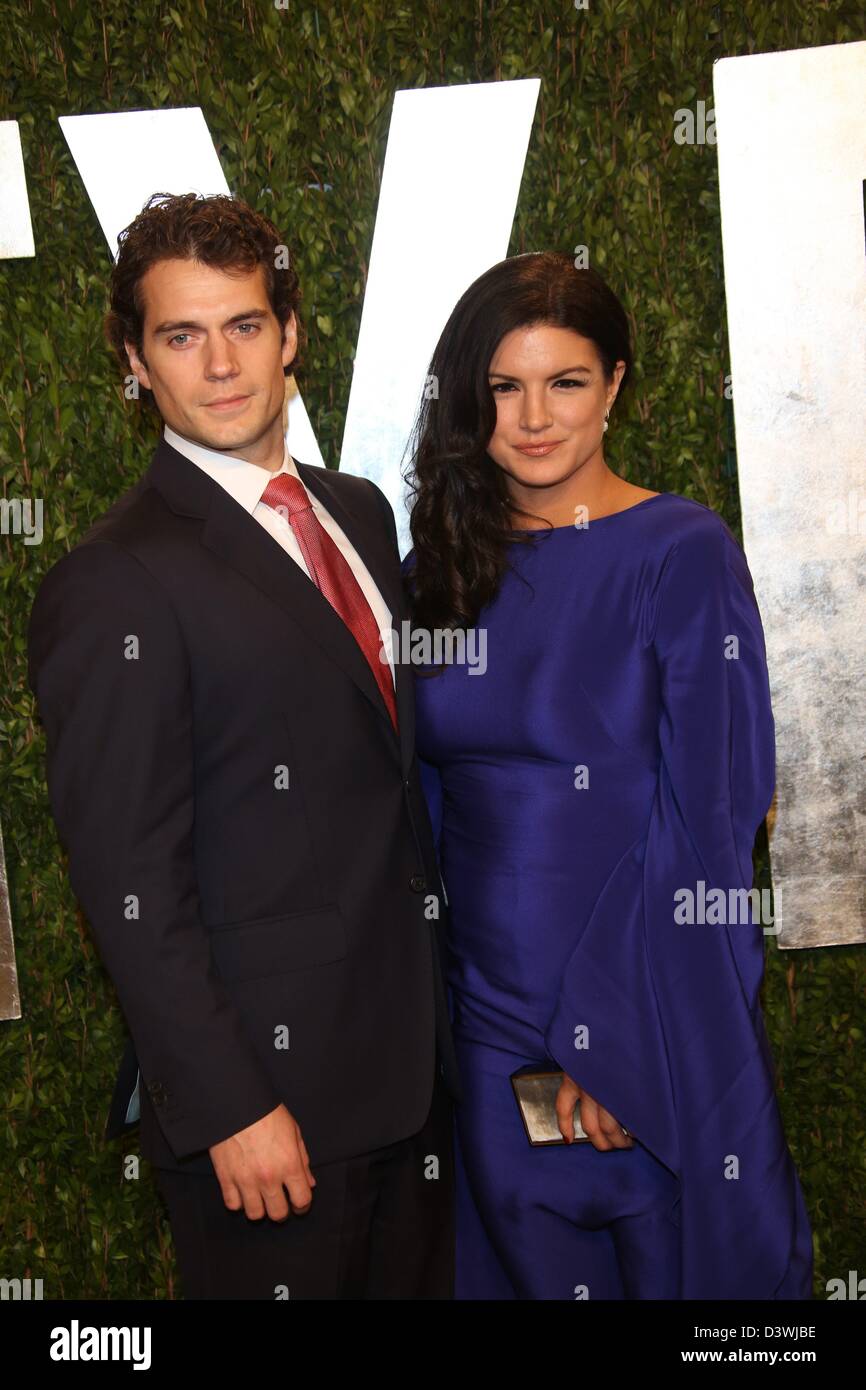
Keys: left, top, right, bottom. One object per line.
{"left": 27, "top": 436, "right": 462, "bottom": 1177}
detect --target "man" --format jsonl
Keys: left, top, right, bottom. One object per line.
{"left": 27, "top": 191, "right": 461, "bottom": 1299}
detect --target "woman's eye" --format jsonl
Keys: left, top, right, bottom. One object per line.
{"left": 490, "top": 379, "right": 587, "bottom": 393}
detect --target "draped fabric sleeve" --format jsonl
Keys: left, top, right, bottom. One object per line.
{"left": 543, "top": 513, "right": 812, "bottom": 1299}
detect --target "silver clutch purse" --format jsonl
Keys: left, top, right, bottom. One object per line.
{"left": 510, "top": 1067, "right": 590, "bottom": 1146}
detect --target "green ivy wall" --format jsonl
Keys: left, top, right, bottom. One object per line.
{"left": 1, "top": 0, "right": 863, "bottom": 1297}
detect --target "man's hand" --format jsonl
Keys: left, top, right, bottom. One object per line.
{"left": 555, "top": 1072, "right": 633, "bottom": 1151}
{"left": 208, "top": 1103, "right": 316, "bottom": 1220}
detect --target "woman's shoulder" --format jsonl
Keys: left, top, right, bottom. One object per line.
{"left": 652, "top": 491, "right": 737, "bottom": 535}
{"left": 646, "top": 493, "right": 755, "bottom": 610}
{"left": 648, "top": 492, "right": 743, "bottom": 565}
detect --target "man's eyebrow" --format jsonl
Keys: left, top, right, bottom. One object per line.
{"left": 151, "top": 308, "right": 270, "bottom": 336}
{"left": 487, "top": 363, "right": 593, "bottom": 380}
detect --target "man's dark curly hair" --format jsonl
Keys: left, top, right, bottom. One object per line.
{"left": 104, "top": 191, "right": 306, "bottom": 411}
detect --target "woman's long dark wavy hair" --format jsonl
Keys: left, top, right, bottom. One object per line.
{"left": 403, "top": 252, "right": 633, "bottom": 633}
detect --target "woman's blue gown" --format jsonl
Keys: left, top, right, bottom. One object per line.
{"left": 403, "top": 492, "right": 813, "bottom": 1300}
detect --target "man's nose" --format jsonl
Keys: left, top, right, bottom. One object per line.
{"left": 205, "top": 341, "right": 240, "bottom": 377}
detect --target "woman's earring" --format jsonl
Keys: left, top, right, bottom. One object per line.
{"left": 603, "top": 408, "right": 610, "bottom": 433}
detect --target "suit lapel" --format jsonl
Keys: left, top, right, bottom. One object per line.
{"left": 295, "top": 458, "right": 415, "bottom": 775}
{"left": 143, "top": 439, "right": 413, "bottom": 778}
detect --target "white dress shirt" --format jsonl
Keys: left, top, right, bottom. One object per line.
{"left": 163, "top": 425, "right": 395, "bottom": 688}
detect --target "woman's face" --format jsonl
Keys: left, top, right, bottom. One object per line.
{"left": 485, "top": 323, "right": 624, "bottom": 497}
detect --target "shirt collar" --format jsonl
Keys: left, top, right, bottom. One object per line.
{"left": 163, "top": 424, "right": 300, "bottom": 516}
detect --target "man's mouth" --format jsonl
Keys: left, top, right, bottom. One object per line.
{"left": 205, "top": 395, "right": 250, "bottom": 411}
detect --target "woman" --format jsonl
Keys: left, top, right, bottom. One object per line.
{"left": 401, "top": 252, "right": 813, "bottom": 1300}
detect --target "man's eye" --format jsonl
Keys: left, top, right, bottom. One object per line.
{"left": 236, "top": 323, "right": 259, "bottom": 334}
{"left": 169, "top": 334, "right": 190, "bottom": 346}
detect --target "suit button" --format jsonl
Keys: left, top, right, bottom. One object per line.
{"left": 147, "top": 1081, "right": 167, "bottom": 1107}
{"left": 410, "top": 874, "right": 426, "bottom": 893}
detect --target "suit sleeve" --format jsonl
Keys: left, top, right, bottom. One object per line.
{"left": 28, "top": 541, "right": 282, "bottom": 1159}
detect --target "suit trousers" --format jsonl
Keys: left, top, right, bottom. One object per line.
{"left": 152, "top": 1073, "right": 455, "bottom": 1299}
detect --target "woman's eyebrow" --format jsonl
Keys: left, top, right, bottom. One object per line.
{"left": 488, "top": 364, "right": 593, "bottom": 380}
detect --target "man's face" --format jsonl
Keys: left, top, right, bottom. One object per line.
{"left": 125, "top": 258, "right": 296, "bottom": 466}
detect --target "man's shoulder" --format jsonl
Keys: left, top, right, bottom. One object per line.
{"left": 30, "top": 473, "right": 171, "bottom": 613}
{"left": 298, "top": 459, "right": 381, "bottom": 502}
{"left": 74, "top": 475, "right": 152, "bottom": 544}
{"left": 297, "top": 460, "right": 393, "bottom": 535}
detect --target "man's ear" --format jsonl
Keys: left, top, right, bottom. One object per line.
{"left": 281, "top": 311, "right": 298, "bottom": 370}
{"left": 125, "top": 339, "right": 152, "bottom": 391}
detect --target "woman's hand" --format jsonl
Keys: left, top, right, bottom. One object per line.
{"left": 556, "top": 1072, "right": 634, "bottom": 1151}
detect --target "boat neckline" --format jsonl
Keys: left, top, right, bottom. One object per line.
{"left": 507, "top": 491, "right": 671, "bottom": 535}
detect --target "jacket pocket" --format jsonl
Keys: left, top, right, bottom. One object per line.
{"left": 208, "top": 904, "right": 347, "bottom": 983}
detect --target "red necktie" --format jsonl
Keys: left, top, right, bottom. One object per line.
{"left": 260, "top": 471, "right": 398, "bottom": 732}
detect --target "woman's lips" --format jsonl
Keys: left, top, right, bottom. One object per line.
{"left": 513, "top": 441, "right": 563, "bottom": 456}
